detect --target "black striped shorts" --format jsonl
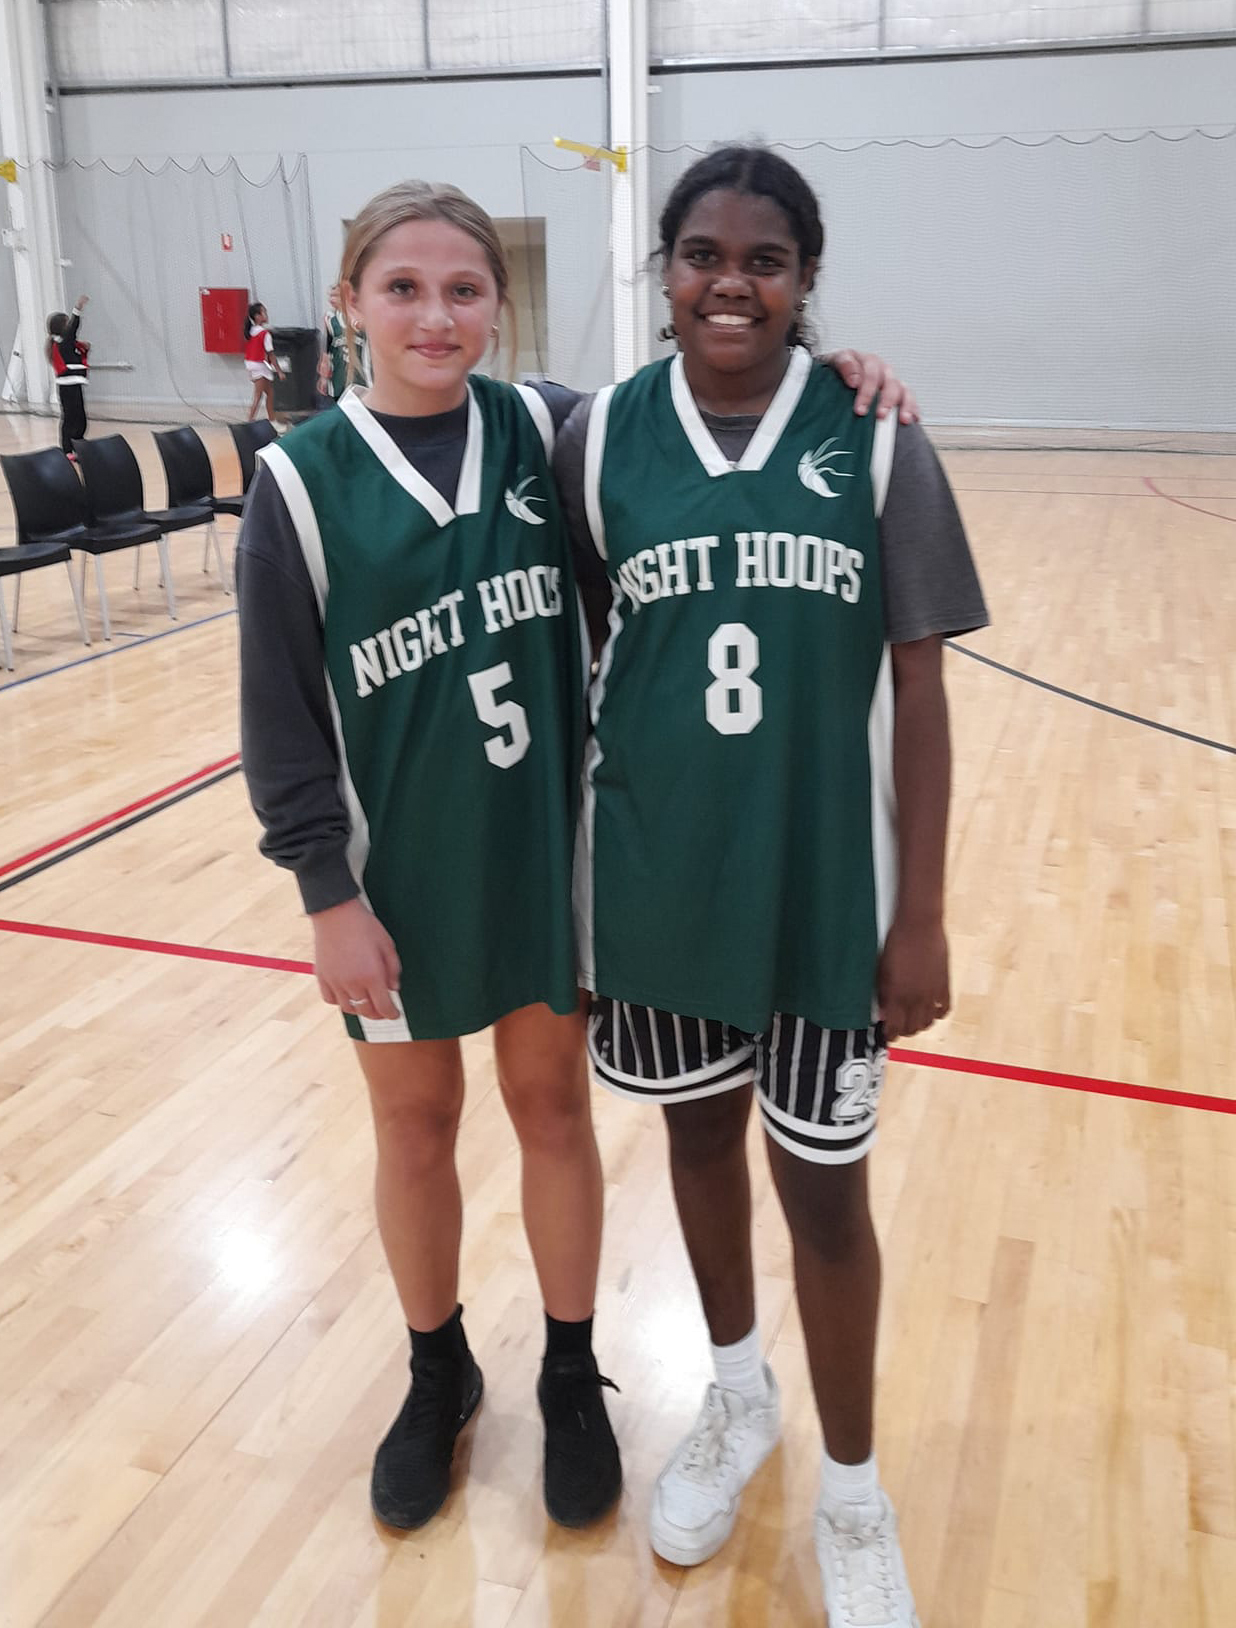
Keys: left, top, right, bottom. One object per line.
{"left": 587, "top": 997, "right": 887, "bottom": 1165}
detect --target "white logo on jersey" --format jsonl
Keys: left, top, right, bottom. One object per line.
{"left": 797, "top": 439, "right": 853, "bottom": 499}
{"left": 504, "top": 475, "right": 546, "bottom": 526}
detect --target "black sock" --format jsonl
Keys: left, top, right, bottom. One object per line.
{"left": 544, "top": 1312, "right": 595, "bottom": 1364}
{"left": 409, "top": 1305, "right": 467, "bottom": 1364}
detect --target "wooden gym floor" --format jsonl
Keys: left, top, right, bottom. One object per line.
{"left": 0, "top": 409, "right": 1233, "bottom": 1627}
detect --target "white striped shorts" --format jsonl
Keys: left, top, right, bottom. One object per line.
{"left": 587, "top": 998, "right": 888, "bottom": 1165}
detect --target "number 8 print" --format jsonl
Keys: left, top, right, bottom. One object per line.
{"left": 705, "top": 622, "right": 763, "bottom": 735}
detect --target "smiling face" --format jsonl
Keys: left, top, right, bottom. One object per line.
{"left": 666, "top": 187, "right": 815, "bottom": 393}
{"left": 343, "top": 217, "right": 502, "bottom": 416}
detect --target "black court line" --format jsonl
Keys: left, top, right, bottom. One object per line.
{"left": 947, "top": 643, "right": 1236, "bottom": 755}
{"left": 0, "top": 765, "right": 242, "bottom": 896}
{"left": 0, "top": 607, "right": 237, "bottom": 694}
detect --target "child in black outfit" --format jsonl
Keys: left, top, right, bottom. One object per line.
{"left": 46, "top": 295, "right": 90, "bottom": 457}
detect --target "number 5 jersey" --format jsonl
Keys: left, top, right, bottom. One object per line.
{"left": 238, "top": 378, "right": 586, "bottom": 1042}
{"left": 562, "top": 347, "right": 988, "bottom": 1035}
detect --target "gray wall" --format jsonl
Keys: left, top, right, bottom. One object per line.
{"left": 55, "top": 43, "right": 1235, "bottom": 423}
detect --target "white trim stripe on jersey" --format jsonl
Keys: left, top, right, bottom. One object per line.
{"left": 737, "top": 345, "right": 812, "bottom": 471}
{"left": 870, "top": 407, "right": 897, "bottom": 518}
{"left": 583, "top": 383, "right": 616, "bottom": 559}
{"left": 336, "top": 386, "right": 484, "bottom": 525}
{"left": 574, "top": 581, "right": 626, "bottom": 990}
{"left": 668, "top": 345, "right": 811, "bottom": 479}
{"left": 866, "top": 405, "right": 899, "bottom": 966}
{"left": 511, "top": 382, "right": 555, "bottom": 461}
{"left": 257, "top": 444, "right": 328, "bottom": 614}
{"left": 867, "top": 644, "right": 898, "bottom": 956}
{"left": 255, "top": 442, "right": 412, "bottom": 1044}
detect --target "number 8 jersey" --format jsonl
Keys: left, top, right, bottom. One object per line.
{"left": 260, "top": 379, "right": 585, "bottom": 1042}
{"left": 576, "top": 347, "right": 898, "bottom": 1034}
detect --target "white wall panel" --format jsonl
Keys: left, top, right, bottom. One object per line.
{"left": 47, "top": 0, "right": 226, "bottom": 85}
{"left": 882, "top": 3, "right": 1143, "bottom": 51}
{"left": 653, "top": 1, "right": 878, "bottom": 62}
{"left": 227, "top": 0, "right": 426, "bottom": 77}
{"left": 427, "top": 0, "right": 603, "bottom": 69}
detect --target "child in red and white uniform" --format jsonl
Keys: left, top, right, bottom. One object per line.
{"left": 46, "top": 294, "right": 90, "bottom": 456}
{"left": 244, "top": 302, "right": 284, "bottom": 422}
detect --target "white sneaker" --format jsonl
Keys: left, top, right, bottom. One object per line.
{"left": 649, "top": 1366, "right": 781, "bottom": 1566}
{"left": 814, "top": 1492, "right": 920, "bottom": 1627}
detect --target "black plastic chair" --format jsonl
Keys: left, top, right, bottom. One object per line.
{"left": 0, "top": 531, "right": 90, "bottom": 671}
{"left": 1, "top": 447, "right": 159, "bottom": 643}
{"left": 73, "top": 435, "right": 204, "bottom": 620}
{"left": 152, "top": 426, "right": 237, "bottom": 590}
{"left": 228, "top": 419, "right": 278, "bottom": 496}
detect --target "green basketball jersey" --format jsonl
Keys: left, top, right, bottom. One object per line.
{"left": 577, "top": 347, "right": 899, "bottom": 1033}
{"left": 260, "top": 378, "right": 585, "bottom": 1041}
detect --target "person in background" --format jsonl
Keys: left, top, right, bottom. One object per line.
{"left": 46, "top": 294, "right": 90, "bottom": 457}
{"left": 244, "top": 301, "right": 284, "bottom": 422}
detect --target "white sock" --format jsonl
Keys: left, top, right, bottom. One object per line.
{"left": 819, "top": 1448, "right": 879, "bottom": 1507}
{"left": 711, "top": 1326, "right": 769, "bottom": 1404}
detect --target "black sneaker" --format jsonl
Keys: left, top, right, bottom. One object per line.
{"left": 537, "top": 1353, "right": 622, "bottom": 1527}
{"left": 370, "top": 1350, "right": 484, "bottom": 1529}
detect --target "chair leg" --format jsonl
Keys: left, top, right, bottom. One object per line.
{"left": 93, "top": 554, "right": 113, "bottom": 642}
{"left": 0, "top": 581, "right": 13, "bottom": 671}
{"left": 133, "top": 548, "right": 142, "bottom": 591}
{"left": 12, "top": 573, "right": 21, "bottom": 632}
{"left": 157, "top": 536, "right": 177, "bottom": 621}
{"left": 210, "top": 521, "right": 231, "bottom": 594}
{"left": 65, "top": 559, "right": 91, "bottom": 647}
{"left": 202, "top": 531, "right": 210, "bottom": 574}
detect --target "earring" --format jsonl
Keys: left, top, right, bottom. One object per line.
{"left": 490, "top": 322, "right": 500, "bottom": 337}
{"left": 796, "top": 298, "right": 806, "bottom": 312}
{"left": 657, "top": 321, "right": 678, "bottom": 342}
{"left": 661, "top": 285, "right": 670, "bottom": 298}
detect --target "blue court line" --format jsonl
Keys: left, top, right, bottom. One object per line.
{"left": 0, "top": 606, "right": 237, "bottom": 693}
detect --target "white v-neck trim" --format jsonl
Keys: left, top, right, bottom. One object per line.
{"left": 669, "top": 346, "right": 812, "bottom": 479}
{"left": 338, "top": 384, "right": 483, "bottom": 526}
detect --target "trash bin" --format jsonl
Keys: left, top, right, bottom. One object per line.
{"left": 270, "top": 327, "right": 320, "bottom": 416}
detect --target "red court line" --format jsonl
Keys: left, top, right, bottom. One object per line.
{"left": 891, "top": 1046, "right": 1236, "bottom": 1116}
{"left": 0, "top": 917, "right": 311, "bottom": 975}
{"left": 1, "top": 913, "right": 1232, "bottom": 1119}
{"left": 0, "top": 752, "right": 242, "bottom": 880}
{"left": 1142, "top": 475, "right": 1236, "bottom": 525}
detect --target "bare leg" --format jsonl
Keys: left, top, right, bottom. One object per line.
{"left": 766, "top": 1143, "right": 879, "bottom": 1463}
{"left": 247, "top": 381, "right": 262, "bottom": 422}
{"left": 354, "top": 1037, "right": 466, "bottom": 1331}
{"left": 662, "top": 1086, "right": 757, "bottom": 1345}
{"left": 492, "top": 1001, "right": 601, "bottom": 1322}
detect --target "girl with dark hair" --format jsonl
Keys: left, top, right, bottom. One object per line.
{"left": 243, "top": 301, "right": 284, "bottom": 421}
{"left": 554, "top": 145, "right": 988, "bottom": 1626}
{"left": 46, "top": 294, "right": 90, "bottom": 456}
